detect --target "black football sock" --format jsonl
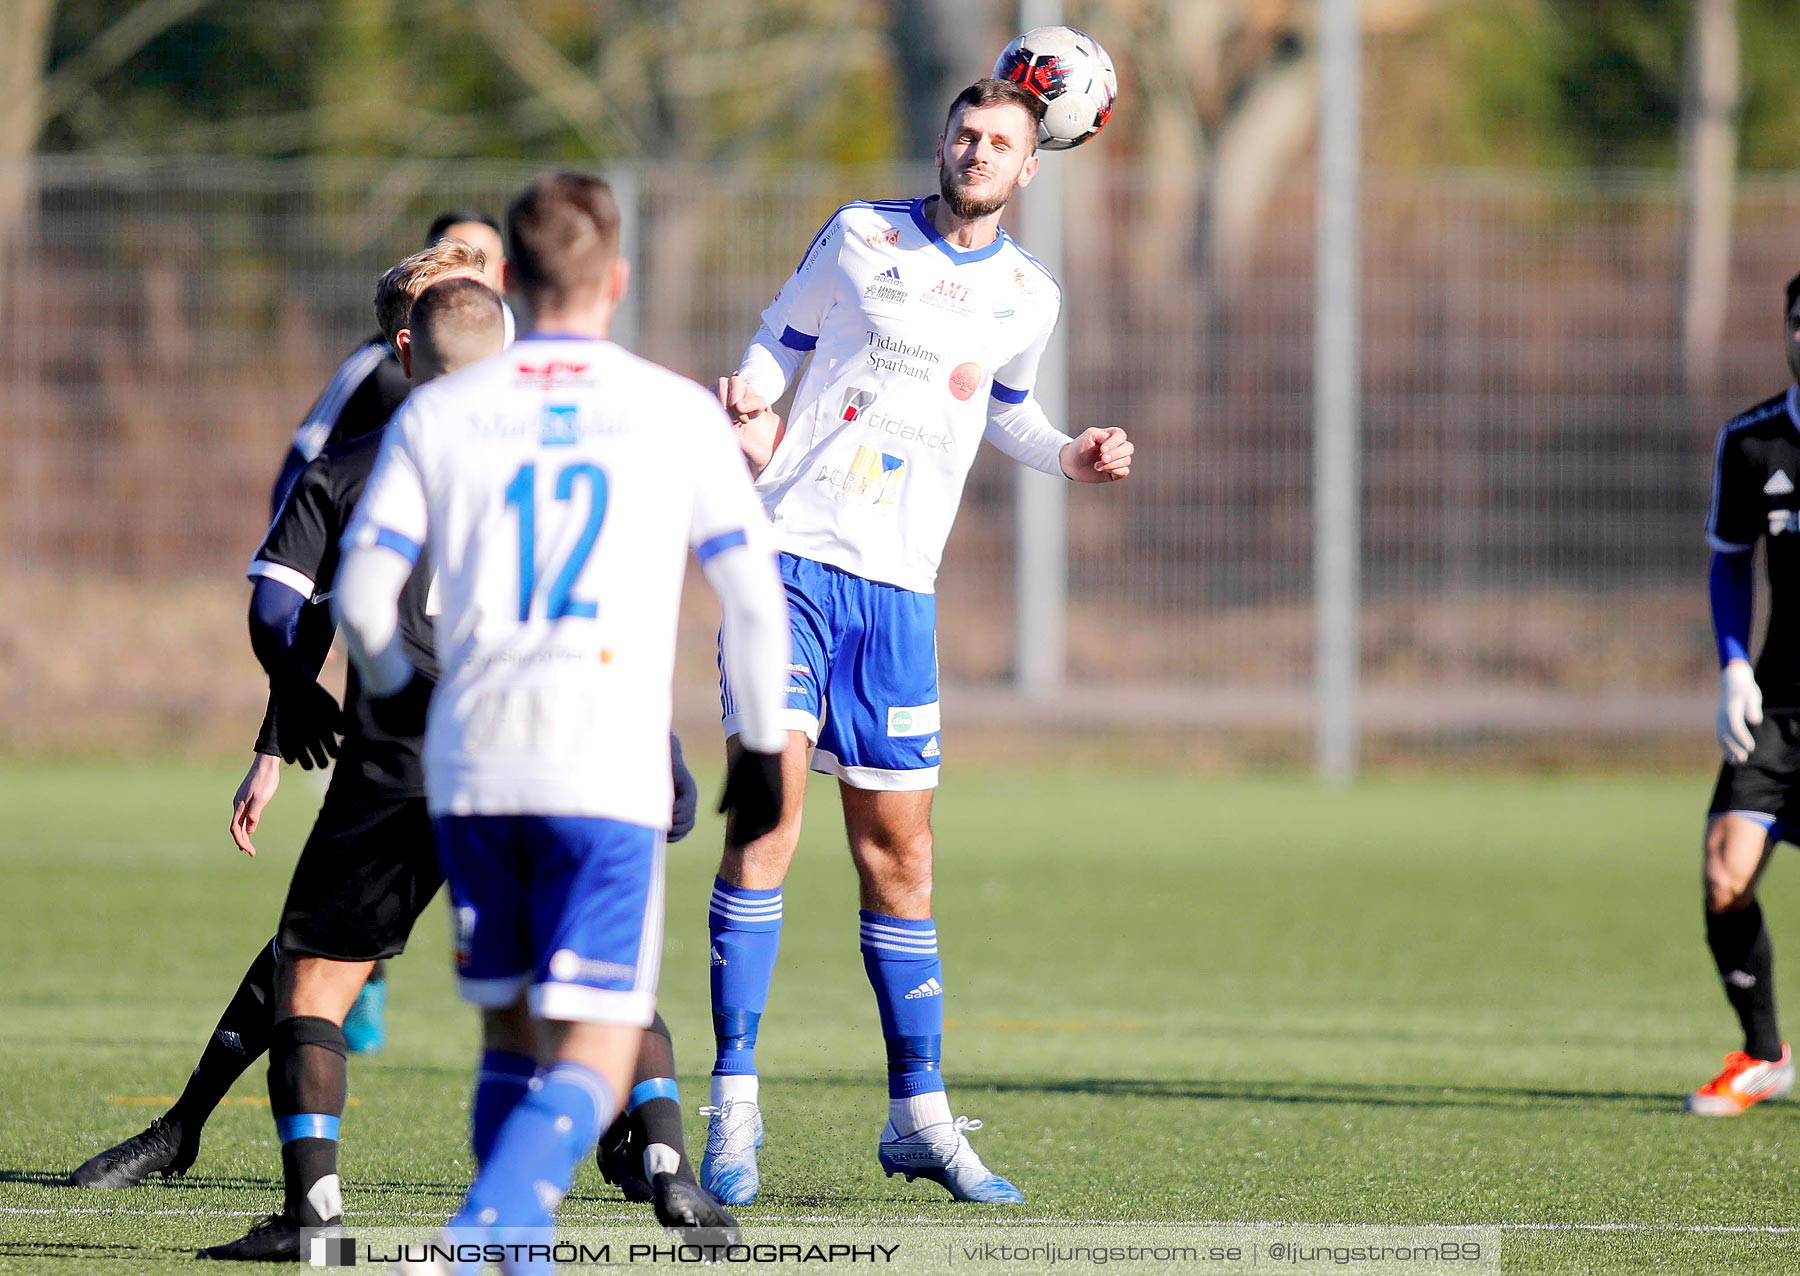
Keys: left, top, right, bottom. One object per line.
{"left": 268, "top": 1016, "right": 349, "bottom": 1227}
{"left": 1707, "top": 901, "right": 1782, "bottom": 1062}
{"left": 632, "top": 1013, "right": 695, "bottom": 1184}
{"left": 166, "top": 938, "right": 279, "bottom": 1134}
{"left": 368, "top": 959, "right": 388, "bottom": 986}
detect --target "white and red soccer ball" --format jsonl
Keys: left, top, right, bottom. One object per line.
{"left": 993, "top": 25, "right": 1118, "bottom": 152}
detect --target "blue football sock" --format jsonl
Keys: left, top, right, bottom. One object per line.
{"left": 470, "top": 1049, "right": 537, "bottom": 1166}
{"left": 451, "top": 1061, "right": 612, "bottom": 1251}
{"left": 709, "top": 879, "right": 783, "bottom": 1080}
{"left": 859, "top": 911, "right": 946, "bottom": 1100}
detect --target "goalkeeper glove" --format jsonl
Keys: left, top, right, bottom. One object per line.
{"left": 669, "top": 732, "right": 698, "bottom": 842}
{"left": 1718, "top": 660, "right": 1764, "bottom": 766}
{"left": 271, "top": 677, "right": 344, "bottom": 771}
{"left": 719, "top": 747, "right": 784, "bottom": 845}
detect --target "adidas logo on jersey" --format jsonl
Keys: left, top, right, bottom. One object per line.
{"left": 1767, "top": 470, "right": 1796, "bottom": 496}
{"left": 904, "top": 977, "right": 943, "bottom": 1000}
{"left": 864, "top": 266, "right": 908, "bottom": 305}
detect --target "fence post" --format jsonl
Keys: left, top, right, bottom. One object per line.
{"left": 1015, "top": 0, "right": 1069, "bottom": 695}
{"left": 1314, "top": 0, "right": 1361, "bottom": 782}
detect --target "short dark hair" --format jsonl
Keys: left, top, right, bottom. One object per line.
{"left": 411, "top": 277, "right": 506, "bottom": 374}
{"left": 373, "top": 238, "right": 489, "bottom": 347}
{"left": 425, "top": 208, "right": 500, "bottom": 248}
{"left": 504, "top": 173, "right": 621, "bottom": 309}
{"left": 943, "top": 78, "right": 1045, "bottom": 150}
{"left": 1786, "top": 271, "right": 1800, "bottom": 317}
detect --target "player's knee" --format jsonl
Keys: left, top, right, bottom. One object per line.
{"left": 854, "top": 830, "right": 933, "bottom": 896}
{"left": 1704, "top": 863, "right": 1757, "bottom": 914}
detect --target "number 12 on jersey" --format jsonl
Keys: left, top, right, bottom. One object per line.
{"left": 503, "top": 461, "right": 609, "bottom": 621}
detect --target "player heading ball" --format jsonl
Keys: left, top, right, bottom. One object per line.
{"left": 705, "top": 78, "right": 1134, "bottom": 1207}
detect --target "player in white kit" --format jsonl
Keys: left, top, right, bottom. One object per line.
{"left": 335, "top": 173, "right": 790, "bottom": 1260}
{"left": 703, "top": 79, "right": 1134, "bottom": 1206}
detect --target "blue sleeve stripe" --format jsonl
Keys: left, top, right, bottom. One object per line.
{"left": 628, "top": 1077, "right": 681, "bottom": 1111}
{"left": 778, "top": 326, "right": 817, "bottom": 352}
{"left": 276, "top": 1114, "right": 340, "bottom": 1144}
{"left": 991, "top": 381, "right": 1029, "bottom": 405}
{"left": 374, "top": 527, "right": 423, "bottom": 564}
{"left": 696, "top": 529, "right": 749, "bottom": 562}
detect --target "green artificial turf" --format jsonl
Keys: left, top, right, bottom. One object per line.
{"left": 0, "top": 762, "right": 1796, "bottom": 1272}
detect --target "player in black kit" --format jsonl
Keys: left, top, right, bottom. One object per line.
{"left": 268, "top": 210, "right": 506, "bottom": 519}
{"left": 268, "top": 211, "right": 508, "bottom": 1058}
{"left": 1688, "top": 272, "right": 1800, "bottom": 1116}
{"left": 70, "top": 253, "right": 736, "bottom": 1259}
{"left": 67, "top": 250, "right": 498, "bottom": 1260}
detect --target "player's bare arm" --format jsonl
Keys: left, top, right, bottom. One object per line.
{"left": 718, "top": 374, "right": 784, "bottom": 477}
{"left": 228, "top": 751, "right": 283, "bottom": 857}
{"left": 1060, "top": 426, "right": 1132, "bottom": 482}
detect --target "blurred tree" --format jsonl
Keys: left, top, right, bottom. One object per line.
{"left": 19, "top": 0, "right": 1800, "bottom": 177}
{"left": 0, "top": 0, "right": 58, "bottom": 234}
{"left": 885, "top": 0, "right": 1001, "bottom": 157}
{"left": 1365, "top": 0, "right": 1800, "bottom": 171}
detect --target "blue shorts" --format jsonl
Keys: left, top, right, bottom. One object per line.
{"left": 721, "top": 553, "right": 941, "bottom": 791}
{"left": 432, "top": 814, "right": 663, "bottom": 1025}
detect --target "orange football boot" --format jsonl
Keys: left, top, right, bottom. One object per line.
{"left": 1685, "top": 1044, "right": 1794, "bottom": 1116}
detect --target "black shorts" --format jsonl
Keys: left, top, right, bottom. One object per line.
{"left": 1709, "top": 710, "right": 1800, "bottom": 841}
{"left": 277, "top": 784, "right": 442, "bottom": 962}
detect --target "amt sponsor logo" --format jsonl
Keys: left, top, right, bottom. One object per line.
{"left": 922, "top": 278, "right": 975, "bottom": 316}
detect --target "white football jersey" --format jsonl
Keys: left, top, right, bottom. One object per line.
{"left": 754, "top": 196, "right": 1061, "bottom": 592}
{"left": 348, "top": 336, "right": 770, "bottom": 824}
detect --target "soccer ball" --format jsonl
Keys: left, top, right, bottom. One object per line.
{"left": 993, "top": 25, "right": 1118, "bottom": 152}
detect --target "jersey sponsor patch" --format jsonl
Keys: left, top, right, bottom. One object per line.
{"left": 541, "top": 403, "right": 581, "bottom": 446}
{"left": 922, "top": 278, "right": 975, "bottom": 316}
{"left": 886, "top": 702, "right": 940, "bottom": 738}
{"left": 865, "top": 266, "right": 908, "bottom": 305}
{"left": 816, "top": 446, "right": 907, "bottom": 507}
{"left": 841, "top": 387, "right": 876, "bottom": 421}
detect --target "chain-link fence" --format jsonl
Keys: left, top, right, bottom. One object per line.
{"left": 2, "top": 157, "right": 1785, "bottom": 761}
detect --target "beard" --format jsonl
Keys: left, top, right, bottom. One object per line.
{"left": 938, "top": 163, "right": 1014, "bottom": 221}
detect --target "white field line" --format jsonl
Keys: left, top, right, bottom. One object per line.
{"left": 0, "top": 1209, "right": 1795, "bottom": 1234}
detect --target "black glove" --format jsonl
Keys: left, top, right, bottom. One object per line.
{"left": 718, "top": 747, "right": 784, "bottom": 846}
{"left": 669, "top": 732, "right": 698, "bottom": 843}
{"left": 366, "top": 671, "right": 433, "bottom": 740}
{"left": 270, "top": 677, "right": 344, "bottom": 770}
